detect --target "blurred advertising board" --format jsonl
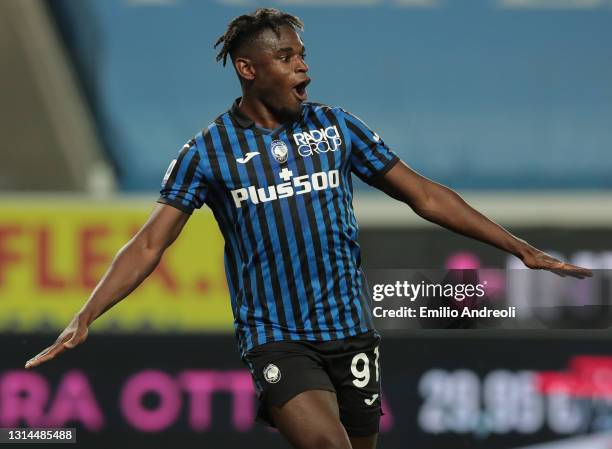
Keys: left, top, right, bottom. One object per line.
{"left": 0, "top": 199, "right": 230, "bottom": 332}
{"left": 360, "top": 227, "right": 612, "bottom": 270}
{"left": 2, "top": 334, "right": 612, "bottom": 449}
{"left": 1, "top": 199, "right": 611, "bottom": 333}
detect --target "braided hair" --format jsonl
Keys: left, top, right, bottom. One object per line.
{"left": 214, "top": 8, "right": 304, "bottom": 66}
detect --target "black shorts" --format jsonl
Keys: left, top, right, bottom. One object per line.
{"left": 241, "top": 330, "right": 383, "bottom": 437}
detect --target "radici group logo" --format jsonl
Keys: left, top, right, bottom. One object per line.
{"left": 293, "top": 125, "right": 342, "bottom": 157}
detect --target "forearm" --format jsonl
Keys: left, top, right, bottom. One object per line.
{"left": 414, "top": 183, "right": 533, "bottom": 259}
{"left": 77, "top": 236, "right": 163, "bottom": 325}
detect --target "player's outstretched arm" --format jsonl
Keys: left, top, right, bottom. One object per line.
{"left": 373, "top": 160, "right": 592, "bottom": 279}
{"left": 25, "top": 203, "right": 190, "bottom": 369}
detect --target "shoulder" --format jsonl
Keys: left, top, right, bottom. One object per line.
{"left": 303, "top": 103, "right": 369, "bottom": 128}
{"left": 177, "top": 137, "right": 197, "bottom": 155}
{"left": 302, "top": 101, "right": 348, "bottom": 119}
{"left": 177, "top": 127, "right": 212, "bottom": 159}
{"left": 211, "top": 110, "right": 234, "bottom": 129}
{"left": 206, "top": 111, "right": 234, "bottom": 136}
{"left": 171, "top": 111, "right": 232, "bottom": 160}
{"left": 190, "top": 112, "right": 235, "bottom": 150}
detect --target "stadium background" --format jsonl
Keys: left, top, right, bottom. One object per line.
{"left": 1, "top": 0, "right": 612, "bottom": 448}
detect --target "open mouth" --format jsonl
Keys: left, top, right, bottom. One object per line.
{"left": 293, "top": 78, "right": 311, "bottom": 101}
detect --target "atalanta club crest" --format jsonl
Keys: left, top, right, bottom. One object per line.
{"left": 270, "top": 140, "right": 289, "bottom": 164}
{"left": 263, "top": 363, "right": 281, "bottom": 383}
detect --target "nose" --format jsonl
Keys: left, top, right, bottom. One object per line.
{"left": 296, "top": 56, "right": 308, "bottom": 73}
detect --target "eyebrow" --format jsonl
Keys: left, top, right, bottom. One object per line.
{"left": 278, "top": 46, "right": 306, "bottom": 53}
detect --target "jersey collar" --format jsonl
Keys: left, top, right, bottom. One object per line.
{"left": 229, "top": 98, "right": 254, "bottom": 129}
{"left": 228, "top": 97, "right": 307, "bottom": 132}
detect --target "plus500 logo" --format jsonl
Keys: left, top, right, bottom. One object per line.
{"left": 231, "top": 170, "right": 339, "bottom": 208}
{"left": 293, "top": 126, "right": 342, "bottom": 157}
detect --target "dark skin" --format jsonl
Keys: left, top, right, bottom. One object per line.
{"left": 25, "top": 24, "right": 591, "bottom": 449}
{"left": 232, "top": 26, "right": 310, "bottom": 128}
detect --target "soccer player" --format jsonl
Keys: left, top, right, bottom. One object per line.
{"left": 25, "top": 8, "right": 591, "bottom": 449}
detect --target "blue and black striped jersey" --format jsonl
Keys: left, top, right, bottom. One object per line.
{"left": 158, "top": 99, "right": 399, "bottom": 355}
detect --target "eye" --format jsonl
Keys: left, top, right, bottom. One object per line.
{"left": 301, "top": 53, "right": 307, "bottom": 60}
{"left": 280, "top": 55, "right": 290, "bottom": 62}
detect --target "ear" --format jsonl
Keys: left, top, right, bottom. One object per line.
{"left": 234, "top": 57, "right": 256, "bottom": 81}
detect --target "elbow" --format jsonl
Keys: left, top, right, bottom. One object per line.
{"left": 413, "top": 203, "right": 438, "bottom": 222}
{"left": 414, "top": 185, "right": 464, "bottom": 223}
{"left": 390, "top": 179, "right": 440, "bottom": 217}
{"left": 410, "top": 187, "right": 452, "bottom": 222}
{"left": 407, "top": 193, "right": 438, "bottom": 219}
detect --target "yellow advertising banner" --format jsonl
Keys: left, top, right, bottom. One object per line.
{"left": 0, "top": 198, "right": 232, "bottom": 332}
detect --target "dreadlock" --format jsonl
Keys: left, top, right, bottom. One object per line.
{"left": 214, "top": 8, "right": 304, "bottom": 66}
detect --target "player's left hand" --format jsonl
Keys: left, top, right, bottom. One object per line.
{"left": 521, "top": 247, "right": 593, "bottom": 279}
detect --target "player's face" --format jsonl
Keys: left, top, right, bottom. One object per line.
{"left": 251, "top": 26, "right": 310, "bottom": 120}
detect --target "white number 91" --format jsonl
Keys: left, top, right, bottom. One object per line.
{"left": 351, "top": 347, "right": 380, "bottom": 388}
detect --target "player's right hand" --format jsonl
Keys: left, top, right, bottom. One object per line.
{"left": 24, "top": 314, "right": 89, "bottom": 369}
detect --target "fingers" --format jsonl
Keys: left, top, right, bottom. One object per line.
{"left": 25, "top": 342, "right": 67, "bottom": 369}
{"left": 24, "top": 318, "right": 89, "bottom": 369}
{"left": 532, "top": 253, "right": 592, "bottom": 279}
{"left": 527, "top": 253, "right": 593, "bottom": 280}
{"left": 558, "top": 264, "right": 593, "bottom": 279}
{"left": 547, "top": 260, "right": 592, "bottom": 279}
{"left": 24, "top": 345, "right": 53, "bottom": 369}
{"left": 546, "top": 262, "right": 593, "bottom": 279}
{"left": 565, "top": 263, "right": 593, "bottom": 276}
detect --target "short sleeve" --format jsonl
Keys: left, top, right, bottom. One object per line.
{"left": 157, "top": 139, "right": 207, "bottom": 214}
{"left": 340, "top": 108, "right": 399, "bottom": 185}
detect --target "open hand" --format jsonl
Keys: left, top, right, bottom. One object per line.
{"left": 521, "top": 248, "right": 593, "bottom": 279}
{"left": 25, "top": 314, "right": 89, "bottom": 369}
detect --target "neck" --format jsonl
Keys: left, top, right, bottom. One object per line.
{"left": 238, "top": 94, "right": 290, "bottom": 130}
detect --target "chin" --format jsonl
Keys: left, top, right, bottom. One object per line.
{"left": 278, "top": 103, "right": 303, "bottom": 122}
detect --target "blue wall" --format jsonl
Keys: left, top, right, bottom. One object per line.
{"left": 52, "top": 0, "right": 612, "bottom": 191}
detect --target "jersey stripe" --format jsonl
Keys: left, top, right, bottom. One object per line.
{"left": 285, "top": 121, "right": 339, "bottom": 339}
{"left": 246, "top": 129, "right": 303, "bottom": 340}
{"left": 300, "top": 112, "right": 348, "bottom": 337}
{"left": 206, "top": 126, "right": 259, "bottom": 349}
{"left": 218, "top": 116, "right": 289, "bottom": 343}
{"left": 309, "top": 110, "right": 360, "bottom": 335}
{"left": 235, "top": 121, "right": 311, "bottom": 339}
{"left": 199, "top": 130, "right": 258, "bottom": 351}
{"left": 281, "top": 130, "right": 333, "bottom": 340}
{"left": 225, "top": 113, "right": 304, "bottom": 342}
